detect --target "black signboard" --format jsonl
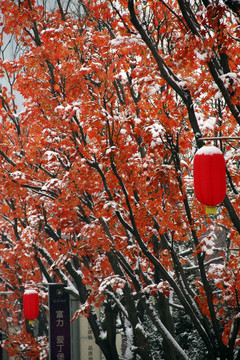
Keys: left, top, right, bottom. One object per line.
{"left": 0, "top": 331, "right": 2, "bottom": 360}
{"left": 49, "top": 284, "right": 71, "bottom": 360}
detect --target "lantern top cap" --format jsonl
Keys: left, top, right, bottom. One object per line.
{"left": 24, "top": 289, "right": 38, "bottom": 295}
{"left": 195, "top": 145, "right": 223, "bottom": 156}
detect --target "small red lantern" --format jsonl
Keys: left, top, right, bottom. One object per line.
{"left": 193, "top": 145, "right": 226, "bottom": 214}
{"left": 23, "top": 289, "right": 39, "bottom": 324}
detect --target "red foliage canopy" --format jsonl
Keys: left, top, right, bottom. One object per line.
{"left": 0, "top": 0, "right": 239, "bottom": 359}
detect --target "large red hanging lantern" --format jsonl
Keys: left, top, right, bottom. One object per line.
{"left": 23, "top": 289, "right": 39, "bottom": 324}
{"left": 193, "top": 145, "right": 226, "bottom": 214}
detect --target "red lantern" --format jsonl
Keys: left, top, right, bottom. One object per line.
{"left": 193, "top": 145, "right": 226, "bottom": 214}
{"left": 23, "top": 289, "right": 39, "bottom": 323}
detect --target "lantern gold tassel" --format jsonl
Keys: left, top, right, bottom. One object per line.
{"left": 206, "top": 206, "right": 217, "bottom": 215}
{"left": 28, "top": 320, "right": 35, "bottom": 325}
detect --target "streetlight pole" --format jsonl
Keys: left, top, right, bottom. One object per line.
{"left": 198, "top": 136, "right": 240, "bottom": 141}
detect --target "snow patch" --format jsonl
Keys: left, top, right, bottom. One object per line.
{"left": 200, "top": 232, "right": 217, "bottom": 256}
{"left": 195, "top": 49, "right": 208, "bottom": 61}
{"left": 110, "top": 34, "right": 145, "bottom": 48}
{"left": 24, "top": 289, "right": 38, "bottom": 295}
{"left": 195, "top": 145, "right": 223, "bottom": 156}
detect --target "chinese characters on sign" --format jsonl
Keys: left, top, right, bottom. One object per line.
{"left": 49, "top": 284, "right": 71, "bottom": 360}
